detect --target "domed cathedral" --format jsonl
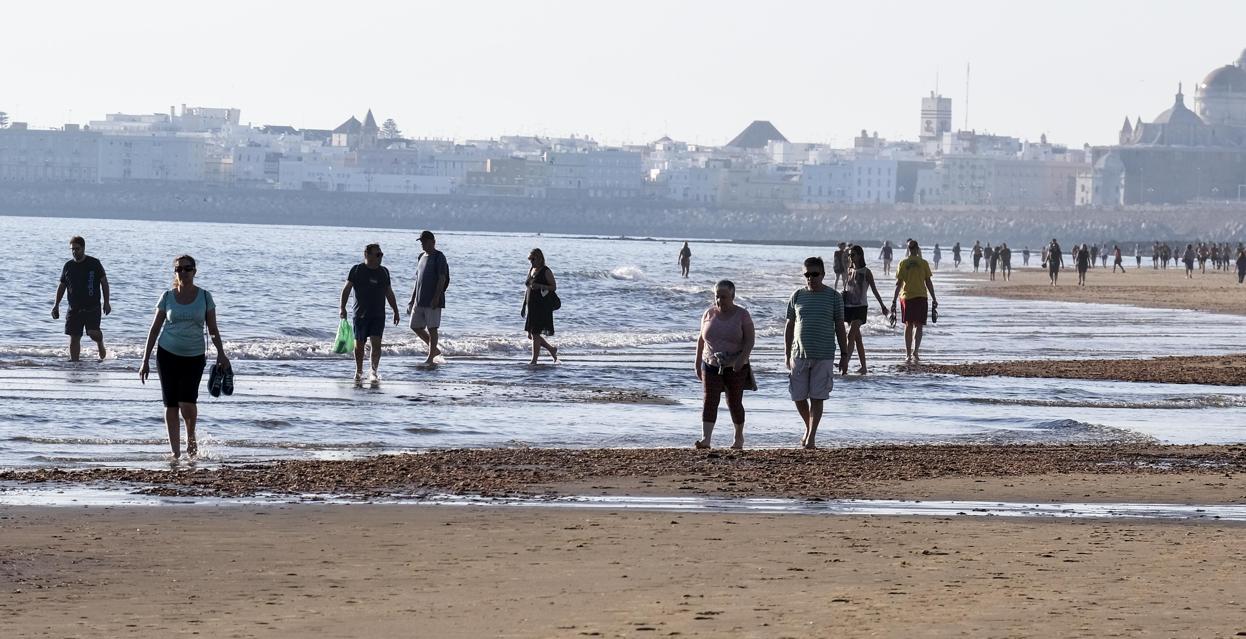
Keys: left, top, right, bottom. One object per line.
{"left": 1078, "top": 48, "right": 1246, "bottom": 207}
{"left": 1196, "top": 49, "right": 1246, "bottom": 127}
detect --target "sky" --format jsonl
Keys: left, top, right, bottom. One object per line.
{"left": 3, "top": 0, "right": 1245, "bottom": 148}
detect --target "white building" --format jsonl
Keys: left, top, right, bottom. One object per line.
{"left": 98, "top": 136, "right": 206, "bottom": 182}
{"left": 0, "top": 127, "right": 101, "bottom": 183}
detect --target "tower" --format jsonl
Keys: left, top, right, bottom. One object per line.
{"left": 920, "top": 92, "right": 953, "bottom": 142}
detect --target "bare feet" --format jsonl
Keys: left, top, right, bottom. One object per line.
{"left": 730, "top": 439, "right": 744, "bottom": 450}
{"left": 98, "top": 344, "right": 107, "bottom": 360}
{"left": 694, "top": 439, "right": 710, "bottom": 449}
{"left": 430, "top": 346, "right": 442, "bottom": 360}
{"left": 550, "top": 346, "right": 559, "bottom": 361}
{"left": 802, "top": 442, "right": 818, "bottom": 450}
{"left": 186, "top": 441, "right": 198, "bottom": 458}
{"left": 855, "top": 366, "right": 867, "bottom": 375}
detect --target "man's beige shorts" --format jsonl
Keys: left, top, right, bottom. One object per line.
{"left": 409, "top": 306, "right": 442, "bottom": 330}
{"left": 788, "top": 357, "right": 834, "bottom": 401}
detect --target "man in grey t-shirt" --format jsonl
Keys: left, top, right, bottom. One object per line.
{"left": 407, "top": 230, "right": 450, "bottom": 365}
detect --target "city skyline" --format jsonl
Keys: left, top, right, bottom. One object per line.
{"left": 4, "top": 0, "right": 1246, "bottom": 147}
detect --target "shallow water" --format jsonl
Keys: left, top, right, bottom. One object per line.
{"left": 3, "top": 216, "right": 1246, "bottom": 469}
{"left": 0, "top": 484, "right": 1241, "bottom": 522}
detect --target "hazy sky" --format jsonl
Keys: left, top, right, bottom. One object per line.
{"left": 4, "top": 0, "right": 1245, "bottom": 147}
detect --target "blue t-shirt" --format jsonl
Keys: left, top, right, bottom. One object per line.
{"left": 156, "top": 288, "right": 215, "bottom": 357}
{"left": 413, "top": 250, "right": 449, "bottom": 309}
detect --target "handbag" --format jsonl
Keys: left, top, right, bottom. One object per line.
{"left": 744, "top": 365, "right": 758, "bottom": 392}
{"left": 550, "top": 291, "right": 561, "bottom": 311}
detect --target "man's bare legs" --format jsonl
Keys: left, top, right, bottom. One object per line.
{"left": 368, "top": 335, "right": 382, "bottom": 378}
{"left": 353, "top": 338, "right": 365, "bottom": 380}
{"left": 904, "top": 323, "right": 924, "bottom": 363}
{"left": 794, "top": 398, "right": 824, "bottom": 448}
{"left": 164, "top": 402, "right": 198, "bottom": 458}
{"left": 86, "top": 329, "right": 106, "bottom": 360}
{"left": 414, "top": 327, "right": 441, "bottom": 364}
{"left": 69, "top": 335, "right": 81, "bottom": 362}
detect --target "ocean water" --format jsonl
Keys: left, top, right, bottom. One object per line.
{"left": 2, "top": 215, "right": 1246, "bottom": 469}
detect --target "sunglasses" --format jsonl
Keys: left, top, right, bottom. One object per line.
{"left": 803, "top": 272, "right": 823, "bottom": 278}
{"left": 175, "top": 266, "right": 196, "bottom": 273}
{"left": 371, "top": 252, "right": 384, "bottom": 258}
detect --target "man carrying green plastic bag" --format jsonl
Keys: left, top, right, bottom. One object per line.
{"left": 332, "top": 318, "right": 354, "bottom": 354}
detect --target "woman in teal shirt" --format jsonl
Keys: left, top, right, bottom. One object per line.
{"left": 139, "top": 255, "right": 230, "bottom": 459}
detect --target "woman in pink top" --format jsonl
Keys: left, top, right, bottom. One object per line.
{"left": 695, "top": 280, "right": 755, "bottom": 450}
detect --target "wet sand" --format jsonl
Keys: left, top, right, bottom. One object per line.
{"left": 4, "top": 445, "right": 1246, "bottom": 500}
{"left": 920, "top": 353, "right": 1246, "bottom": 385}
{"left": 944, "top": 264, "right": 1246, "bottom": 385}
{"left": 957, "top": 262, "right": 1246, "bottom": 315}
{"left": 2, "top": 504, "right": 1244, "bottom": 638}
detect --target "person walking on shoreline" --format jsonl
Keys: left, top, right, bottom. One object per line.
{"left": 1076, "top": 243, "right": 1091, "bottom": 286}
{"left": 1236, "top": 248, "right": 1246, "bottom": 284}
{"left": 1046, "top": 239, "right": 1063, "bottom": 286}
{"left": 1113, "top": 245, "right": 1126, "bottom": 273}
{"left": 952, "top": 242, "right": 962, "bottom": 269}
{"left": 694, "top": 279, "right": 754, "bottom": 450}
{"left": 932, "top": 243, "right": 942, "bottom": 270}
{"left": 843, "top": 245, "right": 888, "bottom": 375}
{"left": 833, "top": 242, "right": 850, "bottom": 287}
{"left": 971, "top": 241, "right": 983, "bottom": 272}
{"left": 890, "top": 240, "right": 937, "bottom": 365}
{"left": 785, "top": 257, "right": 849, "bottom": 449}
{"left": 522, "top": 248, "right": 559, "bottom": 365}
{"left": 878, "top": 240, "right": 894, "bottom": 277}
{"left": 1183, "top": 244, "right": 1196, "bottom": 279}
{"left": 408, "top": 231, "right": 450, "bottom": 366}
{"left": 677, "top": 241, "right": 692, "bottom": 278}
{"left": 1000, "top": 243, "right": 1012, "bottom": 281}
{"left": 138, "top": 255, "right": 230, "bottom": 459}
{"left": 341, "top": 243, "right": 400, "bottom": 383}
{"left": 1022, "top": 245, "right": 1031, "bottom": 267}
{"left": 52, "top": 236, "right": 111, "bottom": 362}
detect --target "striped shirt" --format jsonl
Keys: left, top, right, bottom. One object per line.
{"left": 786, "top": 287, "right": 844, "bottom": 360}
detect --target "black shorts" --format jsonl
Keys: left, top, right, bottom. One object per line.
{"left": 354, "top": 316, "right": 386, "bottom": 341}
{"left": 65, "top": 307, "right": 101, "bottom": 337}
{"left": 844, "top": 305, "right": 867, "bottom": 324}
{"left": 156, "top": 347, "right": 206, "bottom": 408}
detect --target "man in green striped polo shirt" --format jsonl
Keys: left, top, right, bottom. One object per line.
{"left": 784, "top": 256, "right": 849, "bottom": 449}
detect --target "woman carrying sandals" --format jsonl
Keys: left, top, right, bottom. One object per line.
{"left": 139, "top": 255, "right": 231, "bottom": 459}
{"left": 521, "top": 248, "right": 559, "bottom": 365}
{"left": 695, "top": 279, "right": 754, "bottom": 450}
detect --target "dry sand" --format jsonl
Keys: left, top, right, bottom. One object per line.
{"left": 3, "top": 503, "right": 1245, "bottom": 639}
{"left": 957, "top": 262, "right": 1246, "bottom": 315}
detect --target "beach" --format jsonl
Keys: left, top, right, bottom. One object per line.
{"left": 957, "top": 261, "right": 1246, "bottom": 315}
{"left": 6, "top": 221, "right": 1246, "bottom": 637}
{"left": 3, "top": 498, "right": 1244, "bottom": 638}
{"left": 4, "top": 446, "right": 1245, "bottom": 637}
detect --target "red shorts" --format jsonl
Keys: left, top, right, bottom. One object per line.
{"left": 900, "top": 297, "right": 928, "bottom": 326}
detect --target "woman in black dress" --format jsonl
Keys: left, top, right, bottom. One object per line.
{"left": 521, "top": 248, "right": 559, "bottom": 364}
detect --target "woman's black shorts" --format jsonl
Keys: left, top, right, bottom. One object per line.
{"left": 156, "top": 347, "right": 206, "bottom": 408}
{"left": 844, "top": 305, "right": 867, "bottom": 324}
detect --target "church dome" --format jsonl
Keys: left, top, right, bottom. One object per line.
{"left": 1154, "top": 87, "right": 1205, "bottom": 126}
{"left": 1201, "top": 64, "right": 1246, "bottom": 93}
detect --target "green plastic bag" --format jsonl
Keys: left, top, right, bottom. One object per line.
{"left": 333, "top": 318, "right": 354, "bottom": 354}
